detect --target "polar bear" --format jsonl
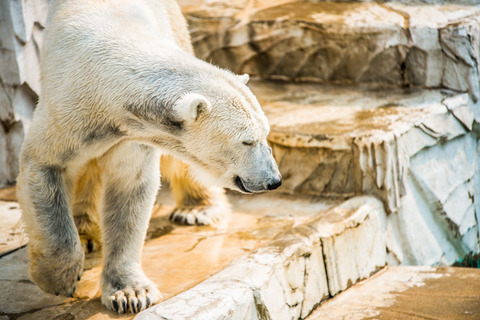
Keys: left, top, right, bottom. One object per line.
{"left": 16, "top": 0, "right": 281, "bottom": 314}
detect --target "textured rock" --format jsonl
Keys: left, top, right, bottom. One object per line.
{"left": 0, "top": 249, "right": 69, "bottom": 314}
{"left": 252, "top": 81, "right": 461, "bottom": 204}
{"left": 0, "top": 190, "right": 342, "bottom": 319}
{"left": 181, "top": 0, "right": 480, "bottom": 98}
{"left": 0, "top": 200, "right": 26, "bottom": 255}
{"left": 138, "top": 196, "right": 386, "bottom": 320}
{"left": 247, "top": 80, "right": 480, "bottom": 266}
{"left": 0, "top": 120, "right": 24, "bottom": 187}
{"left": 307, "top": 266, "right": 480, "bottom": 320}
{"left": 0, "top": 186, "right": 17, "bottom": 202}
{"left": 318, "top": 197, "right": 386, "bottom": 295}
{"left": 0, "top": 0, "right": 48, "bottom": 187}
{"left": 476, "top": 142, "right": 480, "bottom": 247}
{"left": 387, "top": 135, "right": 480, "bottom": 266}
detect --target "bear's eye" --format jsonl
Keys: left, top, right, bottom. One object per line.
{"left": 242, "top": 141, "right": 255, "bottom": 146}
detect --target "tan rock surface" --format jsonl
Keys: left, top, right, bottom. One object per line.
{"left": 181, "top": 0, "right": 480, "bottom": 98}
{"left": 137, "top": 196, "right": 387, "bottom": 320}
{"left": 0, "top": 187, "right": 26, "bottom": 256}
{"left": 250, "top": 80, "right": 468, "bottom": 210}
{"left": 306, "top": 266, "right": 480, "bottom": 320}
{"left": 0, "top": 189, "right": 339, "bottom": 319}
{"left": 0, "top": 187, "right": 17, "bottom": 202}
{"left": 0, "top": 200, "right": 25, "bottom": 256}
{"left": 249, "top": 80, "right": 479, "bottom": 267}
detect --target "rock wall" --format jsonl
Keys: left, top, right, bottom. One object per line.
{"left": 182, "top": 0, "right": 480, "bottom": 100}
{"left": 0, "top": 0, "right": 48, "bottom": 187}
{"left": 252, "top": 79, "right": 480, "bottom": 266}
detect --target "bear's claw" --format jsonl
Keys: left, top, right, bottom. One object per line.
{"left": 169, "top": 205, "right": 228, "bottom": 226}
{"left": 104, "top": 287, "right": 161, "bottom": 314}
{"left": 74, "top": 213, "right": 102, "bottom": 254}
{"left": 112, "top": 299, "right": 119, "bottom": 312}
{"left": 70, "top": 285, "right": 76, "bottom": 297}
{"left": 79, "top": 231, "right": 102, "bottom": 254}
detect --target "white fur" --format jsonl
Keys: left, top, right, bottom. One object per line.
{"left": 16, "top": 0, "right": 279, "bottom": 314}
{"left": 238, "top": 74, "right": 250, "bottom": 84}
{"left": 175, "top": 93, "right": 212, "bottom": 122}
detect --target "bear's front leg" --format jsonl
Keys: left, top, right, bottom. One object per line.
{"left": 99, "top": 142, "right": 162, "bottom": 314}
{"left": 17, "top": 164, "right": 84, "bottom": 297}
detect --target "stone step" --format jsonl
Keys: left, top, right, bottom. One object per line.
{"left": 180, "top": 0, "right": 480, "bottom": 98}
{"left": 137, "top": 195, "right": 386, "bottom": 320}
{"left": 250, "top": 80, "right": 480, "bottom": 267}
{"left": 0, "top": 188, "right": 387, "bottom": 320}
{"left": 306, "top": 265, "right": 480, "bottom": 320}
{"left": 253, "top": 81, "right": 476, "bottom": 210}
{"left": 0, "top": 199, "right": 24, "bottom": 256}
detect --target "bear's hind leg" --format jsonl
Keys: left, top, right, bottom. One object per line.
{"left": 99, "top": 142, "right": 162, "bottom": 314}
{"left": 73, "top": 159, "right": 102, "bottom": 253}
{"left": 161, "top": 155, "right": 230, "bottom": 226}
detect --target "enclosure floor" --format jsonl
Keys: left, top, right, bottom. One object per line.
{"left": 0, "top": 186, "right": 337, "bottom": 319}
{"left": 307, "top": 266, "right": 480, "bottom": 320}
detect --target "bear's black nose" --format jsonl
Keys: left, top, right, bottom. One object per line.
{"left": 267, "top": 178, "right": 282, "bottom": 190}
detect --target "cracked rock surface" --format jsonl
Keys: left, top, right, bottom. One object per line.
{"left": 0, "top": 0, "right": 48, "bottom": 188}
{"left": 181, "top": 0, "right": 480, "bottom": 99}
{"left": 0, "top": 200, "right": 25, "bottom": 256}
{"left": 137, "top": 196, "right": 387, "bottom": 320}
{"left": 250, "top": 80, "right": 480, "bottom": 266}
{"left": 306, "top": 266, "right": 480, "bottom": 320}
{"left": 0, "top": 188, "right": 342, "bottom": 319}
{"left": 253, "top": 81, "right": 469, "bottom": 210}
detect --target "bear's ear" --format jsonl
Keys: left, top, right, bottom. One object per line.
{"left": 175, "top": 93, "right": 212, "bottom": 122}
{"left": 237, "top": 73, "right": 249, "bottom": 84}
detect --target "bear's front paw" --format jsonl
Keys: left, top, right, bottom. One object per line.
{"left": 169, "top": 204, "right": 228, "bottom": 226}
{"left": 30, "top": 247, "right": 84, "bottom": 297}
{"left": 102, "top": 280, "right": 161, "bottom": 314}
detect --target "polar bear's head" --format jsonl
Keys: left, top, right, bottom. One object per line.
{"left": 165, "top": 72, "right": 282, "bottom": 194}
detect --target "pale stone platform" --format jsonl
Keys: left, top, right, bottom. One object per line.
{"left": 137, "top": 196, "right": 386, "bottom": 319}
{"left": 0, "top": 200, "right": 24, "bottom": 255}
{"left": 249, "top": 80, "right": 480, "bottom": 267}
{"left": 0, "top": 186, "right": 388, "bottom": 320}
{"left": 306, "top": 266, "right": 480, "bottom": 320}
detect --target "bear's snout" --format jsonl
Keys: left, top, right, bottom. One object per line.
{"left": 234, "top": 172, "right": 282, "bottom": 193}
{"left": 237, "top": 146, "right": 282, "bottom": 193}
{"left": 267, "top": 177, "right": 282, "bottom": 190}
